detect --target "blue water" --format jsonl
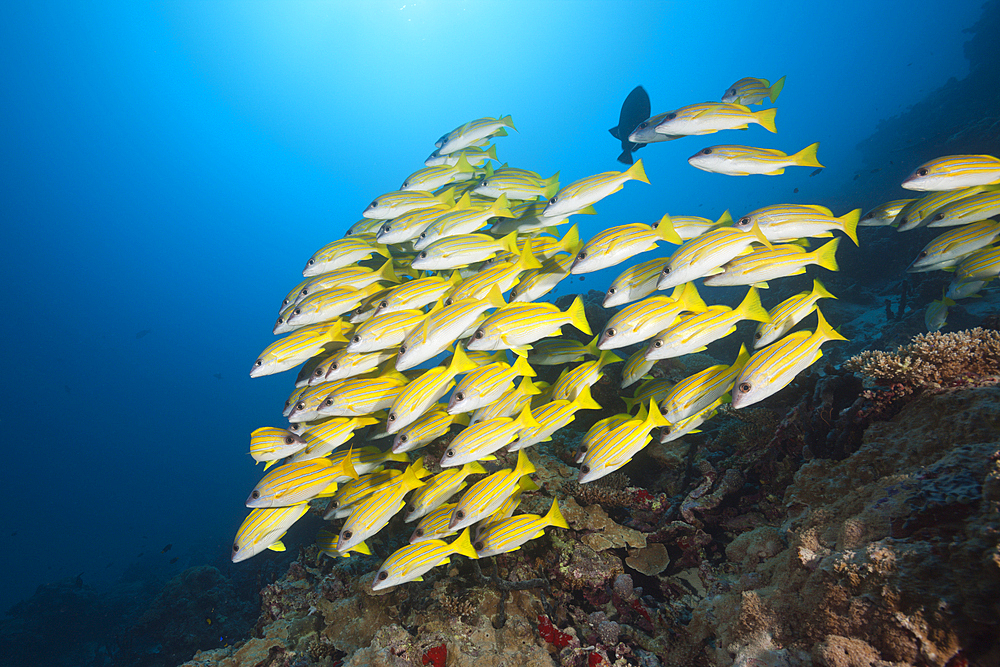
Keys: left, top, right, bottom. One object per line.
{"left": 0, "top": 0, "right": 984, "bottom": 617}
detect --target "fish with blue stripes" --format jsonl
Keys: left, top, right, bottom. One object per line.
{"left": 907, "top": 219, "right": 1000, "bottom": 273}
{"left": 578, "top": 401, "right": 670, "bottom": 483}
{"left": 466, "top": 296, "right": 592, "bottom": 356}
{"left": 901, "top": 154, "right": 1000, "bottom": 191}
{"left": 653, "top": 102, "right": 777, "bottom": 136}
{"left": 362, "top": 189, "right": 454, "bottom": 220}
{"left": 447, "top": 355, "right": 537, "bottom": 414}
{"left": 703, "top": 237, "right": 840, "bottom": 287}
{"left": 386, "top": 346, "right": 478, "bottom": 433}
{"left": 721, "top": 76, "right": 785, "bottom": 105}
{"left": 449, "top": 450, "right": 536, "bottom": 530}
{"left": 660, "top": 345, "right": 749, "bottom": 424}
{"left": 472, "top": 498, "right": 569, "bottom": 558}
{"left": 441, "top": 404, "right": 541, "bottom": 466}
{"left": 251, "top": 321, "right": 349, "bottom": 378}
{"left": 753, "top": 279, "right": 836, "bottom": 349}
{"left": 404, "top": 462, "right": 488, "bottom": 523}
{"left": 570, "top": 220, "right": 681, "bottom": 274}
{"left": 395, "top": 288, "right": 506, "bottom": 371}
{"left": 337, "top": 459, "right": 429, "bottom": 554}
{"left": 733, "top": 204, "right": 860, "bottom": 246}
{"left": 544, "top": 161, "right": 648, "bottom": 218}
{"left": 246, "top": 455, "right": 359, "bottom": 508}
{"left": 435, "top": 115, "right": 515, "bottom": 155}
{"left": 303, "top": 237, "right": 388, "bottom": 277}
{"left": 373, "top": 528, "right": 479, "bottom": 590}
{"left": 688, "top": 143, "right": 822, "bottom": 176}
{"left": 656, "top": 224, "right": 773, "bottom": 290}
{"left": 232, "top": 504, "right": 309, "bottom": 563}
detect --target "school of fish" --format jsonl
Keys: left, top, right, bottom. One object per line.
{"left": 233, "top": 78, "right": 865, "bottom": 589}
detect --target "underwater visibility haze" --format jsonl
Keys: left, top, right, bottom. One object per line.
{"left": 3, "top": 1, "right": 1000, "bottom": 665}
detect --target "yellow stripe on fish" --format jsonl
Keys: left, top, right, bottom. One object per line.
{"left": 908, "top": 220, "right": 1000, "bottom": 272}
{"left": 449, "top": 449, "right": 536, "bottom": 530}
{"left": 527, "top": 335, "right": 599, "bottom": 366}
{"left": 599, "top": 282, "right": 709, "bottom": 349}
{"left": 387, "top": 346, "right": 478, "bottom": 433}
{"left": 704, "top": 237, "right": 841, "bottom": 287}
{"left": 414, "top": 194, "right": 513, "bottom": 249}
{"left": 374, "top": 273, "right": 462, "bottom": 315}
{"left": 653, "top": 102, "right": 777, "bottom": 136}
{"left": 314, "top": 373, "right": 409, "bottom": 417}
{"left": 246, "top": 455, "right": 358, "bottom": 508}
{"left": 645, "top": 287, "right": 770, "bottom": 360}
{"left": 281, "top": 284, "right": 383, "bottom": 331}
{"left": 620, "top": 348, "right": 655, "bottom": 389}
{"left": 544, "top": 160, "right": 648, "bottom": 218}
{"left": 754, "top": 279, "right": 837, "bottom": 349}
{"left": 251, "top": 321, "right": 350, "bottom": 378}
{"left": 373, "top": 527, "right": 479, "bottom": 590}
{"left": 410, "top": 502, "right": 458, "bottom": 543}
{"left": 232, "top": 504, "right": 309, "bottom": 563}
{"left": 603, "top": 257, "right": 671, "bottom": 308}
{"left": 466, "top": 295, "right": 592, "bottom": 357}
{"left": 362, "top": 188, "right": 453, "bottom": 220}
{"left": 897, "top": 186, "right": 994, "bottom": 231}
{"left": 404, "top": 461, "right": 488, "bottom": 522}
{"left": 445, "top": 241, "right": 543, "bottom": 304}
{"left": 550, "top": 350, "right": 622, "bottom": 402}
{"left": 473, "top": 498, "right": 569, "bottom": 558}
{"left": 347, "top": 308, "right": 428, "bottom": 353}
{"left": 289, "top": 416, "right": 380, "bottom": 463}
{"left": 860, "top": 199, "right": 917, "bottom": 227}
{"left": 570, "top": 220, "right": 681, "bottom": 274}
{"left": 470, "top": 377, "right": 545, "bottom": 424}
{"left": 925, "top": 189, "right": 1000, "bottom": 228}
{"left": 410, "top": 231, "right": 519, "bottom": 271}
{"left": 902, "top": 154, "right": 1000, "bottom": 191}
{"left": 441, "top": 404, "right": 541, "bottom": 466}
{"left": 337, "top": 460, "right": 428, "bottom": 553}
{"left": 392, "top": 409, "right": 470, "bottom": 453}
{"left": 721, "top": 76, "right": 785, "bottom": 105}
{"left": 734, "top": 205, "right": 859, "bottom": 246}
{"left": 324, "top": 470, "right": 401, "bottom": 519}
{"left": 425, "top": 143, "right": 499, "bottom": 168}
{"left": 303, "top": 237, "right": 389, "bottom": 277}
{"left": 509, "top": 252, "right": 575, "bottom": 303}
{"left": 578, "top": 400, "right": 670, "bottom": 483}
{"left": 955, "top": 245, "right": 1000, "bottom": 282}
{"left": 661, "top": 344, "right": 750, "bottom": 423}
{"left": 401, "top": 156, "right": 479, "bottom": 192}
{"left": 250, "top": 427, "right": 308, "bottom": 466}
{"left": 656, "top": 223, "right": 774, "bottom": 289}
{"left": 688, "top": 143, "right": 822, "bottom": 176}
{"left": 513, "top": 384, "right": 602, "bottom": 451}
{"left": 316, "top": 529, "right": 370, "bottom": 559}
{"left": 437, "top": 115, "right": 515, "bottom": 155}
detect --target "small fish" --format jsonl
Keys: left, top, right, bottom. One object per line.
{"left": 907, "top": 220, "right": 1000, "bottom": 273}
{"left": 250, "top": 427, "right": 309, "bottom": 466}
{"left": 527, "top": 336, "right": 599, "bottom": 366}
{"left": 395, "top": 288, "right": 506, "bottom": 371}
{"left": 231, "top": 504, "right": 309, "bottom": 563}
{"left": 734, "top": 204, "right": 859, "bottom": 246}
{"left": 570, "top": 220, "right": 681, "bottom": 275}
{"left": 473, "top": 498, "right": 569, "bottom": 558}
{"left": 447, "top": 355, "right": 537, "bottom": 414}
{"left": 404, "top": 462, "right": 488, "bottom": 522}
{"left": 901, "top": 154, "right": 1000, "bottom": 191}
{"left": 925, "top": 296, "right": 955, "bottom": 332}
{"left": 375, "top": 207, "right": 452, "bottom": 245}
{"left": 897, "top": 186, "right": 992, "bottom": 231}
{"left": 946, "top": 277, "right": 986, "bottom": 300}
{"left": 550, "top": 350, "right": 622, "bottom": 402}
{"left": 170, "top": 557, "right": 179, "bottom": 564}
{"left": 441, "top": 404, "right": 541, "bottom": 466}
{"left": 346, "top": 309, "right": 428, "bottom": 353}
{"left": 924, "top": 189, "right": 1000, "bottom": 228}
{"left": 703, "top": 237, "right": 841, "bottom": 287}
{"left": 411, "top": 231, "right": 520, "bottom": 271}
{"left": 436, "top": 116, "right": 516, "bottom": 156}
{"left": 660, "top": 396, "right": 726, "bottom": 443}
{"left": 578, "top": 400, "right": 669, "bottom": 483}
{"left": 317, "top": 348, "right": 397, "bottom": 383}
{"left": 474, "top": 169, "right": 560, "bottom": 201}
{"left": 400, "top": 156, "right": 479, "bottom": 192}
{"left": 287, "top": 382, "right": 348, "bottom": 422}
{"left": 362, "top": 189, "right": 454, "bottom": 220}
{"left": 520, "top": 224, "right": 583, "bottom": 261}
{"left": 289, "top": 260, "right": 399, "bottom": 308}
{"left": 466, "top": 296, "right": 592, "bottom": 356}
{"left": 250, "top": 321, "right": 349, "bottom": 378}
{"left": 732, "top": 308, "right": 846, "bottom": 409}
{"left": 644, "top": 287, "right": 771, "bottom": 360}
{"left": 721, "top": 76, "right": 785, "bottom": 105}
{"left": 688, "top": 143, "right": 822, "bottom": 176}
{"left": 656, "top": 223, "right": 773, "bottom": 290}
{"left": 289, "top": 416, "right": 380, "bottom": 464}
{"left": 753, "top": 279, "right": 837, "bottom": 349}
{"left": 446, "top": 242, "right": 543, "bottom": 304}
{"left": 393, "top": 410, "right": 470, "bottom": 454}
{"left": 282, "top": 283, "right": 383, "bottom": 331}
{"left": 449, "top": 450, "right": 536, "bottom": 530}
{"left": 603, "top": 257, "right": 673, "bottom": 308}
{"left": 374, "top": 273, "right": 462, "bottom": 316}
{"left": 414, "top": 195, "right": 513, "bottom": 249}
{"left": 373, "top": 527, "right": 479, "bottom": 590}
{"left": 424, "top": 144, "right": 499, "bottom": 168}
{"left": 954, "top": 245, "right": 1000, "bottom": 282}
{"left": 490, "top": 199, "right": 596, "bottom": 236}
{"left": 410, "top": 502, "right": 459, "bottom": 543}
{"left": 471, "top": 377, "right": 545, "bottom": 424}
{"left": 622, "top": 377, "right": 673, "bottom": 413}
{"left": 246, "top": 456, "right": 358, "bottom": 508}
{"left": 337, "top": 460, "right": 428, "bottom": 553}
{"left": 324, "top": 470, "right": 401, "bottom": 519}
{"left": 620, "top": 348, "right": 655, "bottom": 389}
{"left": 661, "top": 345, "right": 749, "bottom": 423}
{"left": 859, "top": 199, "right": 916, "bottom": 227}
{"left": 809, "top": 168, "right": 823, "bottom": 177}
{"left": 610, "top": 85, "right": 651, "bottom": 164}
{"left": 316, "top": 529, "right": 371, "bottom": 559}
{"left": 303, "top": 237, "right": 388, "bottom": 277}
{"left": 161, "top": 544, "right": 172, "bottom": 553}
{"left": 314, "top": 372, "right": 409, "bottom": 418}
{"left": 508, "top": 252, "right": 575, "bottom": 304}
{"left": 599, "top": 282, "right": 709, "bottom": 349}
{"left": 544, "top": 161, "right": 648, "bottom": 218}
{"left": 628, "top": 111, "right": 686, "bottom": 145}
{"left": 387, "top": 346, "right": 478, "bottom": 433}
{"left": 653, "top": 102, "right": 777, "bottom": 136}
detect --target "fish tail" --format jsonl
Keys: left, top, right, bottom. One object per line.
{"left": 378, "top": 259, "right": 400, "bottom": 284}
{"left": 435, "top": 189, "right": 456, "bottom": 207}
{"left": 839, "top": 209, "right": 861, "bottom": 246}
{"left": 519, "top": 377, "right": 543, "bottom": 396}
{"left": 811, "top": 279, "right": 837, "bottom": 301}
{"left": 399, "top": 460, "right": 428, "bottom": 490}
{"left": 566, "top": 296, "right": 593, "bottom": 335}
{"left": 492, "top": 193, "right": 513, "bottom": 218}
{"left": 485, "top": 285, "right": 507, "bottom": 309}
{"left": 769, "top": 75, "right": 786, "bottom": 103}
{"left": 731, "top": 343, "right": 751, "bottom": 373}
{"left": 409, "top": 456, "right": 431, "bottom": 480}
{"left": 812, "top": 238, "right": 841, "bottom": 272}
{"left": 517, "top": 238, "right": 543, "bottom": 271}
{"left": 543, "top": 172, "right": 561, "bottom": 200}
{"left": 715, "top": 209, "right": 734, "bottom": 227}
{"left": 500, "top": 114, "right": 517, "bottom": 131}
{"left": 559, "top": 224, "right": 582, "bottom": 256}
{"left": 678, "top": 281, "right": 709, "bottom": 312}
{"left": 627, "top": 159, "right": 650, "bottom": 184}
{"left": 453, "top": 191, "right": 473, "bottom": 209}
{"left": 754, "top": 107, "right": 778, "bottom": 133}
{"left": 791, "top": 142, "right": 823, "bottom": 168}
{"left": 584, "top": 334, "right": 601, "bottom": 358}
{"left": 341, "top": 446, "right": 360, "bottom": 480}
{"left": 738, "top": 287, "right": 772, "bottom": 323}
{"left": 617, "top": 149, "right": 634, "bottom": 165}
{"left": 645, "top": 400, "right": 670, "bottom": 430}
{"left": 621, "top": 395, "right": 638, "bottom": 413}
{"left": 654, "top": 213, "right": 683, "bottom": 244}
{"left": 450, "top": 528, "right": 480, "bottom": 559}
{"left": 485, "top": 144, "right": 499, "bottom": 162}
{"left": 573, "top": 384, "right": 602, "bottom": 411}
{"left": 543, "top": 498, "right": 570, "bottom": 530}
{"left": 597, "top": 349, "right": 624, "bottom": 368}
{"left": 449, "top": 344, "right": 478, "bottom": 376}
{"left": 372, "top": 242, "right": 391, "bottom": 258}
{"left": 517, "top": 403, "right": 541, "bottom": 431}
{"left": 511, "top": 355, "right": 537, "bottom": 378}
{"left": 513, "top": 449, "right": 537, "bottom": 477}
{"left": 499, "top": 230, "right": 520, "bottom": 255}
{"left": 455, "top": 155, "right": 475, "bottom": 174}
{"left": 814, "top": 307, "right": 848, "bottom": 342}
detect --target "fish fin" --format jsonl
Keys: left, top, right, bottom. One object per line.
{"left": 263, "top": 460, "right": 278, "bottom": 471}
{"left": 748, "top": 221, "right": 774, "bottom": 250}
{"left": 377, "top": 258, "right": 400, "bottom": 284}
{"left": 484, "top": 284, "right": 507, "bottom": 309}
{"left": 493, "top": 128, "right": 509, "bottom": 138}
{"left": 645, "top": 399, "right": 670, "bottom": 430}
{"left": 434, "top": 189, "right": 455, "bottom": 207}
{"left": 812, "top": 237, "right": 841, "bottom": 272}
{"left": 499, "top": 231, "right": 520, "bottom": 255}
{"left": 449, "top": 344, "right": 478, "bottom": 376}
{"left": 559, "top": 224, "right": 582, "bottom": 256}
{"left": 770, "top": 168, "right": 785, "bottom": 175}
{"left": 814, "top": 307, "right": 848, "bottom": 342}
{"left": 573, "top": 383, "right": 602, "bottom": 411}
{"left": 566, "top": 295, "right": 593, "bottom": 335}
{"left": 753, "top": 282, "right": 770, "bottom": 289}
{"left": 268, "top": 540, "right": 286, "bottom": 552}
{"left": 450, "top": 528, "right": 480, "bottom": 559}
{"left": 609, "top": 126, "right": 621, "bottom": 139}
{"left": 627, "top": 159, "right": 650, "bottom": 184}
{"left": 455, "top": 155, "right": 475, "bottom": 174}
{"left": 617, "top": 150, "right": 634, "bottom": 165}
{"left": 517, "top": 403, "right": 541, "bottom": 431}
{"left": 943, "top": 297, "right": 957, "bottom": 307}
{"left": 452, "top": 412, "right": 472, "bottom": 427}
{"left": 791, "top": 142, "right": 823, "bottom": 168}
{"left": 413, "top": 576, "right": 424, "bottom": 581}
{"left": 511, "top": 346, "right": 530, "bottom": 358}
{"left": 704, "top": 266, "right": 726, "bottom": 276}
{"left": 769, "top": 75, "right": 786, "bottom": 102}
{"left": 479, "top": 455, "right": 497, "bottom": 461}
{"left": 517, "top": 238, "right": 543, "bottom": 272}
{"left": 519, "top": 376, "right": 543, "bottom": 396}
{"left": 654, "top": 213, "right": 683, "bottom": 244}
{"left": 811, "top": 279, "right": 837, "bottom": 300}
{"left": 597, "top": 349, "right": 624, "bottom": 367}
{"left": 738, "top": 287, "right": 772, "bottom": 323}
{"left": 731, "top": 343, "right": 751, "bottom": 373}
{"left": 501, "top": 114, "right": 517, "bottom": 131}
{"left": 492, "top": 193, "right": 513, "bottom": 218}
{"left": 622, "top": 395, "right": 637, "bottom": 413}
{"left": 577, "top": 205, "right": 598, "bottom": 215}
{"left": 715, "top": 209, "right": 734, "bottom": 227}
{"left": 585, "top": 334, "right": 601, "bottom": 358}
{"left": 543, "top": 498, "right": 570, "bottom": 530}
{"left": 511, "top": 355, "right": 537, "bottom": 378}
{"left": 353, "top": 540, "right": 371, "bottom": 556}
{"left": 693, "top": 346, "right": 708, "bottom": 352}
{"left": 354, "top": 416, "right": 380, "bottom": 428}
{"left": 839, "top": 209, "right": 861, "bottom": 246}
{"left": 754, "top": 107, "right": 777, "bottom": 133}
{"left": 678, "top": 280, "right": 709, "bottom": 312}
{"left": 518, "top": 475, "right": 540, "bottom": 491}
{"left": 513, "top": 448, "right": 537, "bottom": 477}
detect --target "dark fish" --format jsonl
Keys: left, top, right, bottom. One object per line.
{"left": 136, "top": 329, "right": 152, "bottom": 339}
{"left": 161, "top": 543, "right": 172, "bottom": 553}
{"left": 853, "top": 174, "right": 860, "bottom": 180}
{"left": 137, "top": 552, "right": 144, "bottom": 557}
{"left": 170, "top": 557, "right": 179, "bottom": 564}
{"left": 809, "top": 168, "right": 823, "bottom": 177}
{"left": 609, "top": 86, "right": 650, "bottom": 165}
{"left": 11, "top": 531, "right": 16, "bottom": 536}
{"left": 213, "top": 373, "right": 223, "bottom": 380}
{"left": 793, "top": 188, "right": 799, "bottom": 193}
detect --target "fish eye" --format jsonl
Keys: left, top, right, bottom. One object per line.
{"left": 455, "top": 392, "right": 465, "bottom": 401}
{"left": 233, "top": 543, "right": 239, "bottom": 552}
{"left": 919, "top": 251, "right": 927, "bottom": 258}
{"left": 577, "top": 251, "right": 587, "bottom": 260}
{"left": 400, "top": 434, "right": 408, "bottom": 442}
{"left": 399, "top": 345, "right": 407, "bottom": 354}
{"left": 456, "top": 510, "right": 465, "bottom": 519}
{"left": 324, "top": 398, "right": 334, "bottom": 406}
{"left": 284, "top": 436, "right": 294, "bottom": 444}
{"left": 608, "top": 287, "right": 616, "bottom": 295}
{"left": 370, "top": 201, "right": 378, "bottom": 208}
{"left": 702, "top": 148, "right": 713, "bottom": 155}
{"left": 251, "top": 490, "right": 260, "bottom": 499}
{"left": 276, "top": 317, "right": 285, "bottom": 325}
{"left": 728, "top": 89, "right": 736, "bottom": 96}
{"left": 738, "top": 216, "right": 751, "bottom": 226}
{"left": 419, "top": 252, "right": 427, "bottom": 259}
{"left": 296, "top": 401, "right": 306, "bottom": 410}
{"left": 330, "top": 363, "right": 339, "bottom": 371}
{"left": 388, "top": 413, "right": 397, "bottom": 422}
{"left": 314, "top": 367, "right": 324, "bottom": 376}
{"left": 654, "top": 340, "right": 663, "bottom": 348}
{"left": 916, "top": 168, "right": 928, "bottom": 177}
{"left": 606, "top": 328, "right": 616, "bottom": 337}
{"left": 510, "top": 288, "right": 518, "bottom": 298}
{"left": 352, "top": 335, "right": 362, "bottom": 343}
{"left": 474, "top": 330, "right": 485, "bottom": 339}
{"left": 550, "top": 196, "right": 558, "bottom": 204}
{"left": 754, "top": 333, "right": 762, "bottom": 340}
{"left": 665, "top": 113, "right": 676, "bottom": 120}
{"left": 481, "top": 180, "right": 489, "bottom": 187}
{"left": 934, "top": 213, "right": 945, "bottom": 221}
{"left": 379, "top": 300, "right": 388, "bottom": 308}
{"left": 419, "top": 232, "right": 427, "bottom": 239}
{"left": 638, "top": 121, "right": 647, "bottom": 129}
{"left": 294, "top": 308, "right": 301, "bottom": 315}
{"left": 445, "top": 298, "right": 454, "bottom": 306}
{"left": 446, "top": 449, "right": 454, "bottom": 457}
{"left": 377, "top": 571, "right": 388, "bottom": 580}
{"left": 415, "top": 529, "right": 424, "bottom": 537}
{"left": 739, "top": 382, "right": 752, "bottom": 393}
{"left": 406, "top": 504, "right": 415, "bottom": 513}
{"left": 254, "top": 360, "right": 263, "bottom": 367}
{"left": 382, "top": 224, "right": 391, "bottom": 233}
{"left": 342, "top": 530, "right": 352, "bottom": 540}
{"left": 307, "top": 259, "right": 315, "bottom": 266}
{"left": 581, "top": 465, "right": 590, "bottom": 474}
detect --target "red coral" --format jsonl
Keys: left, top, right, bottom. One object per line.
{"left": 588, "top": 652, "right": 609, "bottom": 666}
{"left": 422, "top": 643, "right": 446, "bottom": 667}
{"left": 538, "top": 614, "right": 571, "bottom": 649}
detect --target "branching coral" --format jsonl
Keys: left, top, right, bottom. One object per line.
{"left": 844, "top": 327, "right": 1000, "bottom": 389}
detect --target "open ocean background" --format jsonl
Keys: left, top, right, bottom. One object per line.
{"left": 0, "top": 0, "right": 986, "bottom": 642}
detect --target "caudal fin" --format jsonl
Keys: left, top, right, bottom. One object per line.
{"left": 839, "top": 209, "right": 861, "bottom": 246}
{"left": 792, "top": 142, "right": 823, "bottom": 168}
{"left": 566, "top": 295, "right": 593, "bottom": 335}
{"left": 768, "top": 75, "right": 786, "bottom": 103}
{"left": 811, "top": 237, "right": 841, "bottom": 272}
{"left": 754, "top": 107, "right": 778, "bottom": 133}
